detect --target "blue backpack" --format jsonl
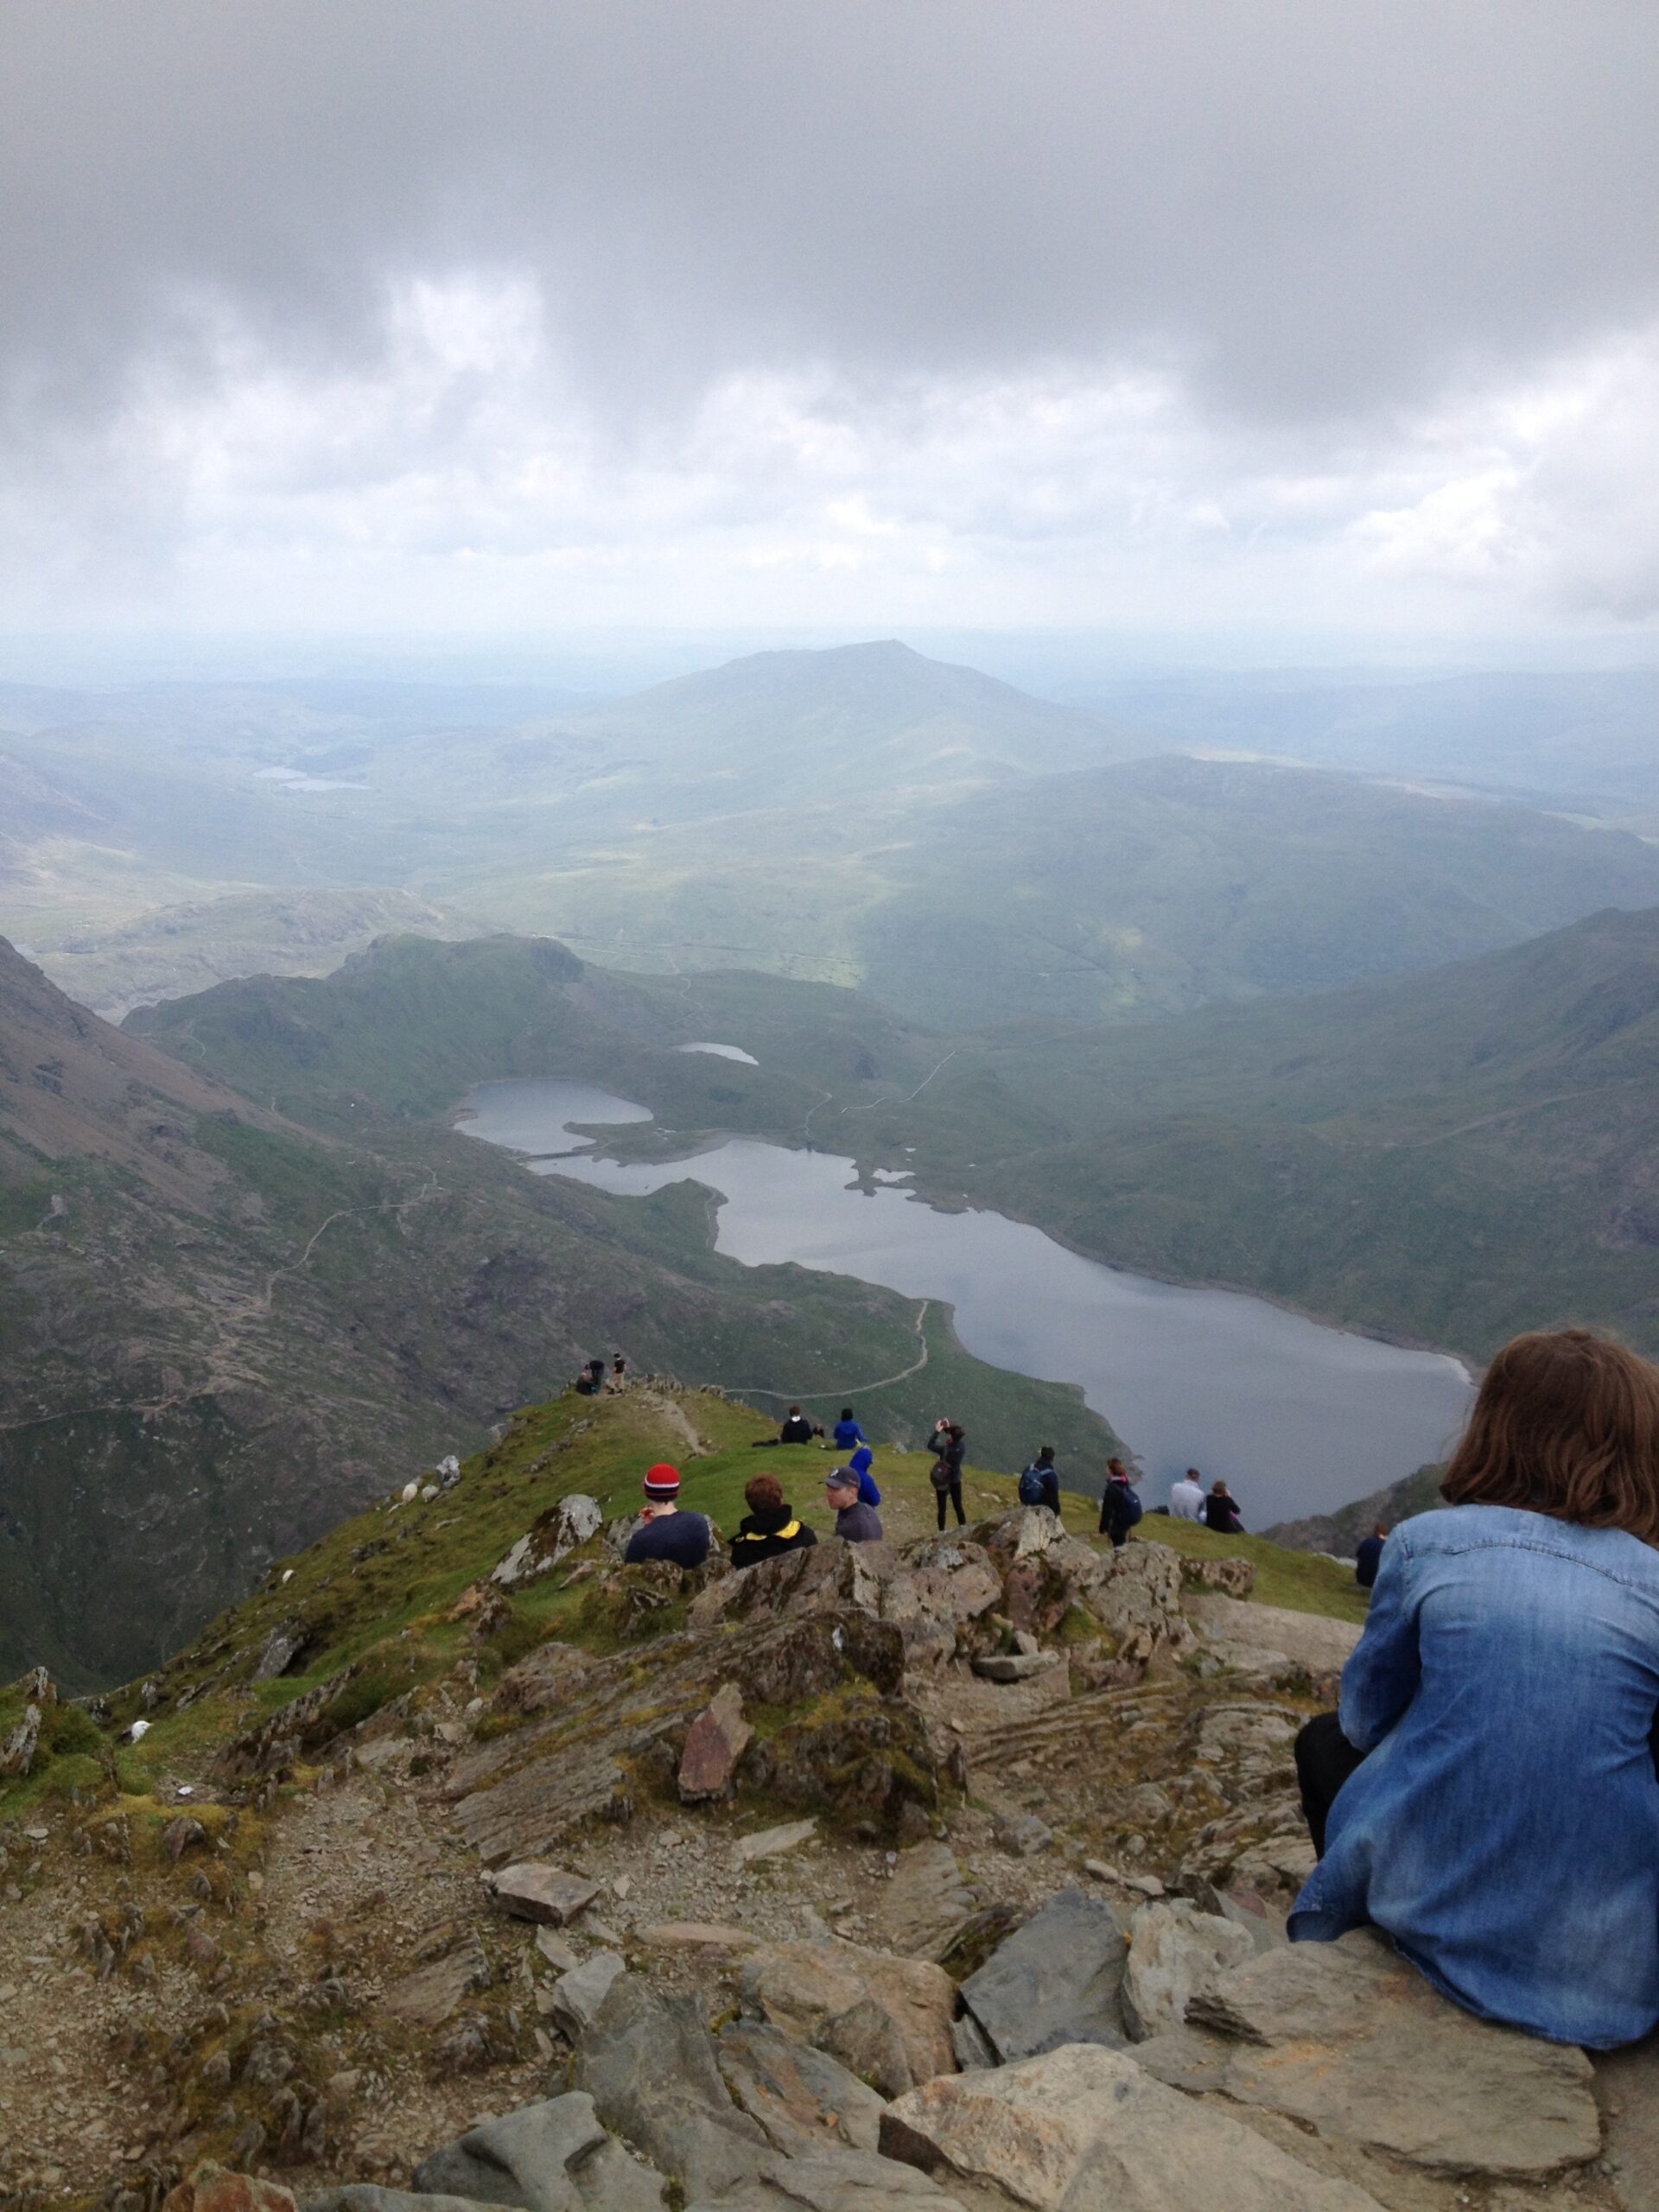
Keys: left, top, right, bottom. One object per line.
{"left": 1018, "top": 1465, "right": 1047, "bottom": 1507}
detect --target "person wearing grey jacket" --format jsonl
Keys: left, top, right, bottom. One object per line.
{"left": 824, "top": 1467, "right": 884, "bottom": 1542}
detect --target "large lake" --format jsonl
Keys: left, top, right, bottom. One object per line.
{"left": 458, "top": 1076, "right": 1474, "bottom": 1528}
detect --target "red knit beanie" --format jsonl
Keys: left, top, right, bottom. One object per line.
{"left": 643, "top": 1463, "right": 681, "bottom": 1502}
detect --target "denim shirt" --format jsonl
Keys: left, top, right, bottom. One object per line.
{"left": 1289, "top": 1503, "right": 1659, "bottom": 2048}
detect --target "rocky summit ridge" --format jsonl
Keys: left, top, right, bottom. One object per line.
{"left": 0, "top": 1387, "right": 1653, "bottom": 2212}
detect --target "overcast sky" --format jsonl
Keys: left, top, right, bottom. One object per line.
{"left": 3, "top": 1, "right": 1657, "bottom": 661}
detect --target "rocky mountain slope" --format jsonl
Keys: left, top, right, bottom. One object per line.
{"left": 0, "top": 939, "right": 1112, "bottom": 1688}
{"left": 0, "top": 1389, "right": 1648, "bottom": 2212}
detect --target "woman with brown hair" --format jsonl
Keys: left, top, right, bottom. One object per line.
{"left": 1289, "top": 1328, "right": 1659, "bottom": 2047}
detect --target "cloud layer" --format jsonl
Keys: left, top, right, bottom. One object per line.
{"left": 3, "top": 2, "right": 1656, "bottom": 641}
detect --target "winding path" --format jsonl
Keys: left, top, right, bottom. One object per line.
{"left": 721, "top": 1297, "right": 932, "bottom": 1402}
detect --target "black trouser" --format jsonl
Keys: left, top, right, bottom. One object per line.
{"left": 1294, "top": 1713, "right": 1369, "bottom": 1858}
{"left": 935, "top": 1478, "right": 964, "bottom": 1530}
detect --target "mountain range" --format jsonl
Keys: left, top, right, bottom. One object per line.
{"left": 8, "top": 643, "right": 1659, "bottom": 1027}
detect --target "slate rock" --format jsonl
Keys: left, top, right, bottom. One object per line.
{"left": 381, "top": 1933, "right": 491, "bottom": 2028}
{"left": 970, "top": 1653, "right": 1058, "bottom": 1683}
{"left": 879, "top": 2044, "right": 1386, "bottom": 2212}
{"left": 490, "top": 1864, "right": 601, "bottom": 1926}
{"left": 255, "top": 1621, "right": 308, "bottom": 1681}
{"left": 1594, "top": 2034, "right": 1659, "bottom": 2212}
{"left": 688, "top": 2147, "right": 964, "bottom": 2212}
{"left": 679, "top": 1682, "right": 753, "bottom": 1802}
{"left": 990, "top": 1811, "right": 1052, "bottom": 1858}
{"left": 734, "top": 1818, "right": 818, "bottom": 1866}
{"left": 717, "top": 2018, "right": 887, "bottom": 2154}
{"left": 1121, "top": 1899, "right": 1255, "bottom": 2041}
{"left": 410, "top": 2089, "right": 666, "bottom": 2212}
{"left": 958, "top": 1888, "right": 1128, "bottom": 2062}
{"left": 0, "top": 1703, "right": 41, "bottom": 1778}
{"left": 1140, "top": 1927, "right": 1602, "bottom": 2179}
{"left": 874, "top": 1840, "right": 978, "bottom": 1961}
{"left": 493, "top": 1496, "right": 604, "bottom": 1591}
{"left": 300, "top": 2192, "right": 497, "bottom": 2212}
{"left": 740, "top": 1938, "right": 957, "bottom": 2098}
{"left": 1190, "top": 1595, "right": 1361, "bottom": 1675}
{"left": 572, "top": 1970, "right": 772, "bottom": 2199}
{"left": 550, "top": 1950, "right": 626, "bottom": 2040}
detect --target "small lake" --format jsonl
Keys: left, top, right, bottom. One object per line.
{"left": 458, "top": 1077, "right": 1474, "bottom": 1528}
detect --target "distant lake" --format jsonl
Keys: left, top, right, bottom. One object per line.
{"left": 457, "top": 1077, "right": 1474, "bottom": 1528}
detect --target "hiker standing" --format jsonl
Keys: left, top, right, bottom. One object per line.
{"left": 1019, "top": 1446, "right": 1062, "bottom": 1516}
{"left": 929, "top": 1421, "right": 967, "bottom": 1530}
{"left": 1097, "top": 1459, "right": 1143, "bottom": 1548}
{"left": 1354, "top": 1522, "right": 1388, "bottom": 1589}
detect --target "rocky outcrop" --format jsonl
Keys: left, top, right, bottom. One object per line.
{"left": 737, "top": 1939, "right": 957, "bottom": 2097}
{"left": 957, "top": 1890, "right": 1129, "bottom": 2063}
{"left": 879, "top": 2044, "right": 1388, "bottom": 2212}
{"left": 491, "top": 1495, "right": 604, "bottom": 1590}
{"left": 410, "top": 2090, "right": 667, "bottom": 2212}
{"left": 678, "top": 1683, "right": 753, "bottom": 1802}
{"left": 1136, "top": 1927, "right": 1601, "bottom": 2180}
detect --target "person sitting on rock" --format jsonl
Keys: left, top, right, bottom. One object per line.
{"left": 1202, "top": 1478, "right": 1243, "bottom": 1533}
{"left": 622, "top": 1464, "right": 711, "bottom": 1569}
{"left": 728, "top": 1472, "right": 818, "bottom": 1569}
{"left": 752, "top": 1403, "right": 823, "bottom": 1446}
{"left": 1018, "top": 1446, "right": 1062, "bottom": 1516}
{"left": 1354, "top": 1522, "right": 1388, "bottom": 1589}
{"left": 574, "top": 1357, "right": 606, "bottom": 1396}
{"left": 848, "top": 1441, "right": 881, "bottom": 1508}
{"left": 824, "top": 1465, "right": 884, "bottom": 1543}
{"left": 1169, "top": 1467, "right": 1206, "bottom": 1520}
{"left": 832, "top": 1407, "right": 867, "bottom": 1452}
{"left": 1290, "top": 1328, "right": 1659, "bottom": 2049}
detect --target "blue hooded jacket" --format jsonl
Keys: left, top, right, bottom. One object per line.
{"left": 849, "top": 1443, "right": 880, "bottom": 1507}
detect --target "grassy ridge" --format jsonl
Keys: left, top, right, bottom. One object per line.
{"left": 0, "top": 1385, "right": 1364, "bottom": 1821}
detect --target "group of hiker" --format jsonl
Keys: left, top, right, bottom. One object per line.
{"left": 622, "top": 1394, "right": 1262, "bottom": 1570}
{"left": 573, "top": 1351, "right": 629, "bottom": 1395}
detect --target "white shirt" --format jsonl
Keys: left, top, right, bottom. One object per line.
{"left": 1169, "top": 1478, "right": 1205, "bottom": 1522}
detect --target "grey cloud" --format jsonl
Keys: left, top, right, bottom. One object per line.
{"left": 3, "top": 0, "right": 1657, "bottom": 447}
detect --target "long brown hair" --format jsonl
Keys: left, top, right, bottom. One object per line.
{"left": 1441, "top": 1329, "right": 1659, "bottom": 1543}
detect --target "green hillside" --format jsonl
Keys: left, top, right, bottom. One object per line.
{"left": 0, "top": 1382, "right": 1363, "bottom": 1821}
{"left": 2, "top": 938, "right": 1116, "bottom": 1689}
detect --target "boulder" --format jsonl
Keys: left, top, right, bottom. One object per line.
{"left": 381, "top": 1933, "right": 492, "bottom": 2028}
{"left": 410, "top": 2089, "right": 667, "bottom": 2212}
{"left": 1179, "top": 1554, "right": 1255, "bottom": 1597}
{"left": 873, "top": 1841, "right": 979, "bottom": 1961}
{"left": 970, "top": 1653, "right": 1058, "bottom": 1683}
{"left": 0, "top": 1702, "right": 42, "bottom": 1778}
{"left": 990, "top": 1812, "right": 1052, "bottom": 1858}
{"left": 255, "top": 1621, "right": 308, "bottom": 1680}
{"left": 734, "top": 1819, "right": 819, "bottom": 1867}
{"left": 679, "top": 1682, "right": 753, "bottom": 1802}
{"left": 957, "top": 1889, "right": 1128, "bottom": 2062}
{"left": 489, "top": 1864, "right": 601, "bottom": 1926}
{"left": 1120, "top": 1899, "right": 1255, "bottom": 2041}
{"left": 1189, "top": 1596, "right": 1362, "bottom": 1675}
{"left": 879, "top": 2044, "right": 1387, "bottom": 2212}
{"left": 740, "top": 1938, "right": 957, "bottom": 2097}
{"left": 164, "top": 2169, "right": 300, "bottom": 2212}
{"left": 717, "top": 2018, "right": 888, "bottom": 2155}
{"left": 1594, "top": 2036, "right": 1659, "bottom": 2212}
{"left": 493, "top": 1643, "right": 598, "bottom": 1718}
{"left": 572, "top": 1971, "right": 773, "bottom": 2199}
{"left": 1136, "top": 1928, "right": 1600, "bottom": 2180}
{"left": 687, "top": 2146, "right": 965, "bottom": 2212}
{"left": 550, "top": 1951, "right": 627, "bottom": 2040}
{"left": 493, "top": 1496, "right": 604, "bottom": 1590}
